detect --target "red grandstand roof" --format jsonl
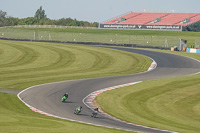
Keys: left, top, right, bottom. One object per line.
{"left": 104, "top": 12, "right": 200, "bottom": 26}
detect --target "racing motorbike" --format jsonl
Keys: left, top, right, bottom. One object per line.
{"left": 91, "top": 111, "right": 98, "bottom": 118}
{"left": 74, "top": 106, "right": 82, "bottom": 115}
{"left": 61, "top": 95, "right": 67, "bottom": 102}
{"left": 91, "top": 108, "right": 98, "bottom": 118}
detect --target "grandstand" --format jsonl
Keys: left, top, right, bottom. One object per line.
{"left": 100, "top": 12, "right": 200, "bottom": 31}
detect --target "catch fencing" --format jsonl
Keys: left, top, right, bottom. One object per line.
{"left": 195, "top": 39, "right": 200, "bottom": 49}
{"left": 0, "top": 27, "right": 181, "bottom": 49}
{"left": 2, "top": 25, "right": 98, "bottom": 29}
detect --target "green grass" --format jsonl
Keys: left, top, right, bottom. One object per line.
{"left": 0, "top": 93, "right": 133, "bottom": 133}
{"left": 0, "top": 40, "right": 151, "bottom": 90}
{"left": 96, "top": 49, "right": 200, "bottom": 133}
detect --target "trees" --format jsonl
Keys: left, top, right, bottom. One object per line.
{"left": 0, "top": 8, "right": 98, "bottom": 27}
{"left": 34, "top": 6, "right": 47, "bottom": 23}
{"left": 183, "top": 21, "right": 200, "bottom": 32}
{"left": 0, "top": 10, "right": 7, "bottom": 27}
{"left": 0, "top": 10, "right": 18, "bottom": 27}
{"left": 3, "top": 17, "right": 18, "bottom": 26}
{"left": 18, "top": 17, "right": 36, "bottom": 25}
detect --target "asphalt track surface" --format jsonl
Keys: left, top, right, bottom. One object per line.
{"left": 19, "top": 47, "right": 200, "bottom": 133}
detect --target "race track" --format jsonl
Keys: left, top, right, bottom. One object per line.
{"left": 18, "top": 47, "right": 200, "bottom": 133}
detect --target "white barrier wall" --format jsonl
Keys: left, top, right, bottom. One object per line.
{"left": 186, "top": 48, "right": 200, "bottom": 53}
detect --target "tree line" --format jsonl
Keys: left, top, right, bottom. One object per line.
{"left": 0, "top": 6, "right": 98, "bottom": 27}
{"left": 182, "top": 21, "right": 200, "bottom": 32}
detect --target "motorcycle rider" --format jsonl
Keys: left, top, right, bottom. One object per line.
{"left": 91, "top": 107, "right": 98, "bottom": 118}
{"left": 64, "top": 93, "right": 68, "bottom": 98}
{"left": 74, "top": 106, "right": 82, "bottom": 114}
{"left": 61, "top": 93, "right": 68, "bottom": 102}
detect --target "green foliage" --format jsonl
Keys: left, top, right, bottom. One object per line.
{"left": 183, "top": 21, "right": 200, "bottom": 32}
{"left": 0, "top": 11, "right": 18, "bottom": 27}
{"left": 2, "top": 17, "right": 18, "bottom": 26}
{"left": 34, "top": 6, "right": 47, "bottom": 21}
{"left": 0, "top": 9, "right": 98, "bottom": 27}
{"left": 37, "top": 18, "right": 55, "bottom": 25}
{"left": 0, "top": 10, "right": 7, "bottom": 27}
{"left": 55, "top": 18, "right": 77, "bottom": 26}
{"left": 55, "top": 18, "right": 98, "bottom": 27}
{"left": 18, "top": 17, "right": 37, "bottom": 25}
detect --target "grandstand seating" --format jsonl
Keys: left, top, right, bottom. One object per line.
{"left": 177, "top": 14, "right": 200, "bottom": 26}
{"left": 103, "top": 12, "right": 200, "bottom": 26}
{"left": 148, "top": 13, "right": 198, "bottom": 25}
{"left": 104, "top": 12, "right": 141, "bottom": 24}
{"left": 120, "top": 13, "right": 169, "bottom": 25}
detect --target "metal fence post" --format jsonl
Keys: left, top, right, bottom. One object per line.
{"left": 49, "top": 33, "right": 51, "bottom": 41}
{"left": 136, "top": 35, "right": 138, "bottom": 44}
{"left": 34, "top": 32, "right": 35, "bottom": 40}
{"left": 122, "top": 35, "right": 124, "bottom": 44}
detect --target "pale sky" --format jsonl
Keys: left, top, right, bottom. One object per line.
{"left": 1, "top": 0, "right": 200, "bottom": 22}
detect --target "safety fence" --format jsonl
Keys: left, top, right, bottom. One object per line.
{"left": 0, "top": 27, "right": 181, "bottom": 49}
{"left": 1, "top": 25, "right": 98, "bottom": 29}
{"left": 195, "top": 39, "right": 200, "bottom": 49}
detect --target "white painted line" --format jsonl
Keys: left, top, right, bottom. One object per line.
{"left": 18, "top": 80, "right": 176, "bottom": 133}
{"left": 17, "top": 88, "right": 137, "bottom": 132}
{"left": 148, "top": 60, "right": 157, "bottom": 71}
{"left": 83, "top": 81, "right": 178, "bottom": 133}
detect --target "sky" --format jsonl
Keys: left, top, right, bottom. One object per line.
{"left": 1, "top": 0, "right": 200, "bottom": 22}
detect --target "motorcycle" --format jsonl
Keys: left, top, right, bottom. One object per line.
{"left": 61, "top": 96, "right": 67, "bottom": 102}
{"left": 74, "top": 106, "right": 82, "bottom": 115}
{"left": 91, "top": 111, "right": 98, "bottom": 118}
{"left": 91, "top": 108, "right": 98, "bottom": 118}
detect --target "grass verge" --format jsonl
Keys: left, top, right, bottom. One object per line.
{"left": 0, "top": 40, "right": 151, "bottom": 90}
{"left": 96, "top": 49, "right": 200, "bottom": 133}
{"left": 0, "top": 93, "right": 133, "bottom": 133}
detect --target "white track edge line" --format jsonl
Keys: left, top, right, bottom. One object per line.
{"left": 17, "top": 88, "right": 140, "bottom": 133}
{"left": 82, "top": 81, "right": 178, "bottom": 133}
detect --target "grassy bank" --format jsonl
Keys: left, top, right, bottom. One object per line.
{"left": 0, "top": 93, "right": 133, "bottom": 133}
{"left": 0, "top": 40, "right": 151, "bottom": 90}
{"left": 96, "top": 49, "right": 200, "bottom": 133}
